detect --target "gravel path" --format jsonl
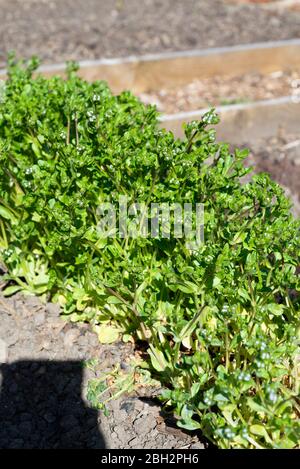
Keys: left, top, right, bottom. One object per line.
{"left": 0, "top": 0, "right": 300, "bottom": 67}
{"left": 0, "top": 293, "right": 204, "bottom": 449}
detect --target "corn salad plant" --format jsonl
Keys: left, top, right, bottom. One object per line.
{"left": 0, "top": 56, "right": 299, "bottom": 448}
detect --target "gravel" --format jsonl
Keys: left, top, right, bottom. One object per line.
{"left": 0, "top": 293, "right": 205, "bottom": 449}
{"left": 139, "top": 70, "right": 300, "bottom": 114}
{"left": 0, "top": 0, "right": 299, "bottom": 67}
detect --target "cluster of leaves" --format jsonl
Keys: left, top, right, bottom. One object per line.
{"left": 0, "top": 56, "right": 299, "bottom": 448}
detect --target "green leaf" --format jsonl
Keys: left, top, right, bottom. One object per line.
{"left": 2, "top": 285, "right": 22, "bottom": 296}
{"left": 266, "top": 304, "right": 285, "bottom": 316}
{"left": 0, "top": 205, "right": 17, "bottom": 223}
{"left": 148, "top": 345, "right": 168, "bottom": 372}
{"left": 250, "top": 425, "right": 273, "bottom": 444}
{"left": 106, "top": 296, "right": 123, "bottom": 304}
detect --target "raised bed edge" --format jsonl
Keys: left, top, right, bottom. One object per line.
{"left": 0, "top": 39, "right": 300, "bottom": 94}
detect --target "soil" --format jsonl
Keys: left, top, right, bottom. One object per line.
{"left": 0, "top": 0, "right": 300, "bottom": 68}
{"left": 139, "top": 70, "right": 300, "bottom": 114}
{"left": 0, "top": 293, "right": 205, "bottom": 449}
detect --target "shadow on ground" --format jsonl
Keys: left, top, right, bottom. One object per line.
{"left": 0, "top": 360, "right": 105, "bottom": 449}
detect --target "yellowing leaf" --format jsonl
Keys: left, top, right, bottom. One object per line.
{"left": 213, "top": 277, "right": 221, "bottom": 288}
{"left": 94, "top": 324, "right": 120, "bottom": 344}
{"left": 122, "top": 333, "right": 135, "bottom": 344}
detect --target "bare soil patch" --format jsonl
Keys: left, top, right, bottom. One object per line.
{"left": 0, "top": 0, "right": 299, "bottom": 67}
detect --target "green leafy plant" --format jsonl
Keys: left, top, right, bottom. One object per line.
{"left": 0, "top": 55, "right": 299, "bottom": 448}
{"left": 86, "top": 359, "right": 161, "bottom": 415}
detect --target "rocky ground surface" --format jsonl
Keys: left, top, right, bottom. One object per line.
{"left": 0, "top": 293, "right": 205, "bottom": 449}
{"left": 245, "top": 132, "right": 300, "bottom": 217}
{"left": 139, "top": 70, "right": 300, "bottom": 114}
{"left": 0, "top": 0, "right": 300, "bottom": 67}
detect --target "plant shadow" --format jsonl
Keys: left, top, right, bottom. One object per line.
{"left": 0, "top": 360, "right": 106, "bottom": 449}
